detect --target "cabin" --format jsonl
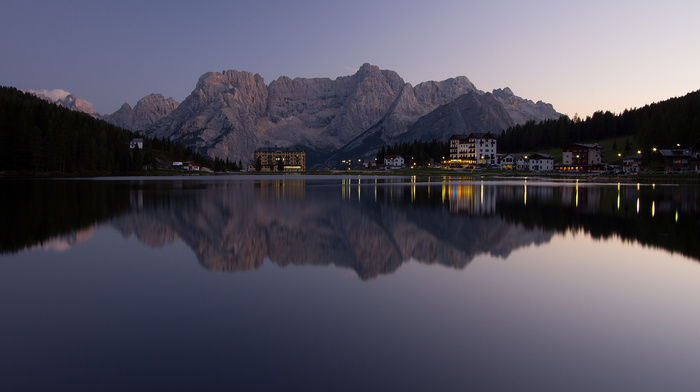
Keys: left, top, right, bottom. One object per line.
{"left": 129, "top": 138, "right": 143, "bottom": 149}
{"left": 182, "top": 161, "right": 200, "bottom": 171}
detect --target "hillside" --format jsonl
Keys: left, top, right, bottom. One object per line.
{"left": 0, "top": 87, "right": 226, "bottom": 175}
{"left": 498, "top": 90, "right": 700, "bottom": 154}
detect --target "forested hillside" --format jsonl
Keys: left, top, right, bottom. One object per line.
{"left": 498, "top": 90, "right": 700, "bottom": 153}
{"left": 0, "top": 86, "right": 235, "bottom": 175}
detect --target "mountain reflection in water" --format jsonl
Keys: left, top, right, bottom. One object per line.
{"left": 2, "top": 177, "right": 699, "bottom": 278}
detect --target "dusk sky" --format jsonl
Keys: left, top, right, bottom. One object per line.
{"left": 2, "top": 0, "right": 699, "bottom": 118}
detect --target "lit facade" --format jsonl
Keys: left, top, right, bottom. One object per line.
{"left": 500, "top": 154, "right": 527, "bottom": 170}
{"left": 562, "top": 143, "right": 602, "bottom": 166}
{"left": 254, "top": 147, "right": 306, "bottom": 171}
{"left": 449, "top": 133, "right": 498, "bottom": 165}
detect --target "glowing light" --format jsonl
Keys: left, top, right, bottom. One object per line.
{"left": 652, "top": 201, "right": 655, "bottom": 217}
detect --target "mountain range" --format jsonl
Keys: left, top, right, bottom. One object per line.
{"left": 28, "top": 64, "right": 561, "bottom": 167}
{"left": 23, "top": 88, "right": 100, "bottom": 117}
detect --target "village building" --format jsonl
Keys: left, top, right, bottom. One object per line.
{"left": 499, "top": 153, "right": 527, "bottom": 170}
{"left": 254, "top": 147, "right": 306, "bottom": 171}
{"left": 449, "top": 133, "right": 497, "bottom": 166}
{"left": 129, "top": 138, "right": 143, "bottom": 149}
{"left": 528, "top": 153, "right": 554, "bottom": 172}
{"left": 658, "top": 149, "right": 693, "bottom": 173}
{"left": 622, "top": 153, "right": 642, "bottom": 174}
{"left": 557, "top": 143, "right": 604, "bottom": 172}
{"left": 182, "top": 161, "right": 200, "bottom": 171}
{"left": 384, "top": 155, "right": 405, "bottom": 168}
{"left": 692, "top": 139, "right": 700, "bottom": 172}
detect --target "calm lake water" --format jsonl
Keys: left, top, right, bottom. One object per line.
{"left": 2, "top": 175, "right": 700, "bottom": 391}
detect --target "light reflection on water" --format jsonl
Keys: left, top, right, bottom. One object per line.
{"left": 1, "top": 176, "right": 700, "bottom": 391}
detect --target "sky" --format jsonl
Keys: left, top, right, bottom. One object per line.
{"left": 2, "top": 0, "right": 699, "bottom": 118}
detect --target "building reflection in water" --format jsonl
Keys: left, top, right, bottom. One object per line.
{"left": 3, "top": 177, "right": 700, "bottom": 278}
{"left": 256, "top": 179, "right": 306, "bottom": 201}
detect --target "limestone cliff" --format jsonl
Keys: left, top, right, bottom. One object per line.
{"left": 104, "top": 93, "right": 179, "bottom": 131}
{"left": 492, "top": 87, "right": 560, "bottom": 125}
{"left": 109, "top": 64, "right": 561, "bottom": 166}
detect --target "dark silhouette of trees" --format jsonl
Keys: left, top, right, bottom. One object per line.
{"left": 497, "top": 90, "right": 700, "bottom": 153}
{"left": 254, "top": 156, "right": 262, "bottom": 172}
{"left": 0, "top": 86, "right": 238, "bottom": 175}
{"left": 376, "top": 139, "right": 449, "bottom": 166}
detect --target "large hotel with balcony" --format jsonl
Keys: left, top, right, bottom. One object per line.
{"left": 254, "top": 147, "right": 306, "bottom": 171}
{"left": 447, "top": 133, "right": 498, "bottom": 167}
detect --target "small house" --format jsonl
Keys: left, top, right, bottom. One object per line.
{"left": 622, "top": 154, "right": 642, "bottom": 174}
{"left": 384, "top": 155, "right": 405, "bottom": 168}
{"left": 129, "top": 138, "right": 144, "bottom": 149}
{"left": 659, "top": 149, "right": 693, "bottom": 173}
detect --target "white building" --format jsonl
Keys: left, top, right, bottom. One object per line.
{"left": 384, "top": 155, "right": 405, "bottom": 168}
{"left": 449, "top": 133, "right": 497, "bottom": 165}
{"left": 622, "top": 154, "right": 642, "bottom": 174}
{"left": 129, "top": 138, "right": 143, "bottom": 149}
{"left": 528, "top": 153, "right": 554, "bottom": 172}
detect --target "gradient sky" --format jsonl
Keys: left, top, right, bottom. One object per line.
{"left": 2, "top": 0, "right": 699, "bottom": 118}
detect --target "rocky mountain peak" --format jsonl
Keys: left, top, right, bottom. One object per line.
{"left": 491, "top": 87, "right": 560, "bottom": 125}
{"left": 492, "top": 87, "right": 515, "bottom": 99}
{"left": 104, "top": 93, "right": 179, "bottom": 131}
{"left": 357, "top": 63, "right": 378, "bottom": 75}
{"left": 125, "top": 63, "right": 561, "bottom": 166}
{"left": 23, "top": 89, "right": 99, "bottom": 117}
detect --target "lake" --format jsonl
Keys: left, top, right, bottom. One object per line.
{"left": 2, "top": 175, "right": 700, "bottom": 391}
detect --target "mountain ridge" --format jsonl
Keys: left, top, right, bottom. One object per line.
{"left": 30, "top": 64, "right": 563, "bottom": 167}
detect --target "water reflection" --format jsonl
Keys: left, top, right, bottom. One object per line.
{"left": 2, "top": 177, "right": 699, "bottom": 278}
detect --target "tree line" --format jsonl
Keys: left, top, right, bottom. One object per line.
{"left": 498, "top": 90, "right": 700, "bottom": 153}
{"left": 376, "top": 139, "right": 449, "bottom": 166}
{"left": 0, "top": 86, "right": 241, "bottom": 175}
